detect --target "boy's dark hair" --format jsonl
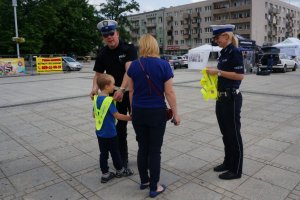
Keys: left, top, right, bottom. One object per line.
{"left": 96, "top": 74, "right": 114, "bottom": 90}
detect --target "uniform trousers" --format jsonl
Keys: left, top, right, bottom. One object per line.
{"left": 132, "top": 108, "right": 166, "bottom": 191}
{"left": 216, "top": 92, "right": 243, "bottom": 175}
{"left": 115, "top": 91, "right": 131, "bottom": 167}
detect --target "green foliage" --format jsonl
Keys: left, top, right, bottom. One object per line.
{"left": 0, "top": 0, "right": 99, "bottom": 56}
{"left": 97, "top": 0, "right": 139, "bottom": 42}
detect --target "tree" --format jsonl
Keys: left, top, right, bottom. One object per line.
{"left": 0, "top": 0, "right": 99, "bottom": 56}
{"left": 97, "top": 0, "right": 139, "bottom": 42}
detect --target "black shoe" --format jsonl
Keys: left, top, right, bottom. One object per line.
{"left": 101, "top": 172, "right": 115, "bottom": 183}
{"left": 213, "top": 164, "right": 228, "bottom": 172}
{"left": 115, "top": 168, "right": 134, "bottom": 178}
{"left": 218, "top": 171, "right": 241, "bottom": 180}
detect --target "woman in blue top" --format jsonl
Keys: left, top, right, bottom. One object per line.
{"left": 207, "top": 24, "right": 244, "bottom": 180}
{"left": 127, "top": 34, "right": 180, "bottom": 198}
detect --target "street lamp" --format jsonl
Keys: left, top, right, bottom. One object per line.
{"left": 12, "top": 0, "right": 20, "bottom": 58}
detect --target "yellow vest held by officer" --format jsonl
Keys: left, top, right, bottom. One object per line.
{"left": 200, "top": 68, "right": 218, "bottom": 101}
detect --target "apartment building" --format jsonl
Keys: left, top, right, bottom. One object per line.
{"left": 127, "top": 0, "right": 300, "bottom": 55}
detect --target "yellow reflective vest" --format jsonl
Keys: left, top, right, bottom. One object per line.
{"left": 93, "top": 95, "right": 114, "bottom": 131}
{"left": 200, "top": 68, "right": 218, "bottom": 101}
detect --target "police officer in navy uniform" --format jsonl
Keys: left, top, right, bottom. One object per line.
{"left": 90, "top": 20, "right": 138, "bottom": 174}
{"left": 207, "top": 24, "right": 244, "bottom": 180}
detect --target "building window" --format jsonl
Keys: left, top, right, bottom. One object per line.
{"left": 175, "top": 31, "right": 178, "bottom": 35}
{"left": 175, "top": 40, "right": 178, "bottom": 44}
{"left": 181, "top": 40, "right": 184, "bottom": 44}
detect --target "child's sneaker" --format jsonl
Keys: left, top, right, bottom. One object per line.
{"left": 101, "top": 172, "right": 115, "bottom": 183}
{"left": 115, "top": 168, "right": 134, "bottom": 178}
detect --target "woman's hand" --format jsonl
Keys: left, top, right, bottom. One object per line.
{"left": 172, "top": 114, "right": 181, "bottom": 126}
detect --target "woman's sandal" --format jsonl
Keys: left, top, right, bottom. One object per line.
{"left": 149, "top": 184, "right": 166, "bottom": 198}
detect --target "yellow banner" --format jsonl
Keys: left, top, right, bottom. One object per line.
{"left": 36, "top": 57, "right": 62, "bottom": 73}
{"left": 0, "top": 58, "right": 25, "bottom": 76}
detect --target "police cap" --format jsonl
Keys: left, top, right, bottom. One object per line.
{"left": 97, "top": 20, "right": 118, "bottom": 33}
{"left": 210, "top": 24, "right": 235, "bottom": 36}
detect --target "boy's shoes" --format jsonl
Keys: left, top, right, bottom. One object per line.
{"left": 149, "top": 184, "right": 166, "bottom": 198}
{"left": 101, "top": 172, "right": 115, "bottom": 183}
{"left": 213, "top": 164, "right": 228, "bottom": 172}
{"left": 218, "top": 171, "right": 241, "bottom": 180}
{"left": 115, "top": 168, "right": 134, "bottom": 178}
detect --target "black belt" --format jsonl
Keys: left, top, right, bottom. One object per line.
{"left": 218, "top": 89, "right": 240, "bottom": 97}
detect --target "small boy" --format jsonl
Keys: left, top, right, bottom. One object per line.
{"left": 93, "top": 74, "right": 133, "bottom": 183}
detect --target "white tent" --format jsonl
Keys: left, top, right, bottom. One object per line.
{"left": 188, "top": 44, "right": 222, "bottom": 70}
{"left": 273, "top": 37, "right": 300, "bottom": 56}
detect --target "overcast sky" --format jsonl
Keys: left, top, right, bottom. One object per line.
{"left": 89, "top": 0, "right": 300, "bottom": 13}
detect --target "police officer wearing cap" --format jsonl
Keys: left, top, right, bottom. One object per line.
{"left": 90, "top": 20, "right": 138, "bottom": 171}
{"left": 206, "top": 24, "right": 244, "bottom": 180}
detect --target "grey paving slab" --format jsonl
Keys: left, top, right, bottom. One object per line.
{"left": 8, "top": 166, "right": 59, "bottom": 191}
{"left": 284, "top": 143, "right": 300, "bottom": 157}
{"left": 242, "top": 158, "right": 265, "bottom": 176}
{"left": 0, "top": 140, "right": 32, "bottom": 162}
{"left": 23, "top": 181, "right": 82, "bottom": 200}
{"left": 272, "top": 152, "right": 300, "bottom": 170}
{"left": 256, "top": 138, "right": 291, "bottom": 152}
{"left": 187, "top": 146, "right": 223, "bottom": 162}
{"left": 56, "top": 154, "right": 97, "bottom": 173}
{"left": 0, "top": 155, "right": 44, "bottom": 176}
{"left": 235, "top": 177, "right": 289, "bottom": 200}
{"left": 42, "top": 145, "right": 84, "bottom": 162}
{"left": 165, "top": 154, "right": 207, "bottom": 173}
{"left": 253, "top": 165, "right": 300, "bottom": 190}
{"left": 165, "top": 182, "right": 223, "bottom": 200}
{"left": 165, "top": 140, "right": 199, "bottom": 153}
{"left": 96, "top": 179, "right": 146, "bottom": 200}
{"left": 0, "top": 178, "right": 17, "bottom": 198}
{"left": 245, "top": 145, "right": 281, "bottom": 161}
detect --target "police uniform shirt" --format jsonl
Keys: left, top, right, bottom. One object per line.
{"left": 94, "top": 41, "right": 138, "bottom": 87}
{"left": 217, "top": 43, "right": 244, "bottom": 91}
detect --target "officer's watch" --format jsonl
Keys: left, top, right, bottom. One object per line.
{"left": 119, "top": 87, "right": 126, "bottom": 93}
{"left": 217, "top": 70, "right": 222, "bottom": 77}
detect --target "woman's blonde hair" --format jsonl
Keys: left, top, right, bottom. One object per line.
{"left": 138, "top": 34, "right": 160, "bottom": 57}
{"left": 223, "top": 32, "right": 239, "bottom": 47}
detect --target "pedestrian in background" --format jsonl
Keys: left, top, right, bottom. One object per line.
{"left": 206, "top": 24, "right": 244, "bottom": 180}
{"left": 93, "top": 74, "right": 134, "bottom": 183}
{"left": 127, "top": 34, "right": 180, "bottom": 198}
{"left": 90, "top": 19, "right": 138, "bottom": 173}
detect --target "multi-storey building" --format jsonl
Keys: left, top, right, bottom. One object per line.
{"left": 127, "top": 0, "right": 300, "bottom": 55}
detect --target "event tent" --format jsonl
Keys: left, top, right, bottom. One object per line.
{"left": 188, "top": 44, "right": 222, "bottom": 69}
{"left": 273, "top": 37, "right": 300, "bottom": 56}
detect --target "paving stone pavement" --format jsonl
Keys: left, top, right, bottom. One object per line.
{"left": 0, "top": 63, "right": 300, "bottom": 200}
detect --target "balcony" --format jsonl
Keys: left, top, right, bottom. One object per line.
{"left": 145, "top": 23, "right": 157, "bottom": 28}
{"left": 182, "top": 13, "right": 190, "bottom": 19}
{"left": 192, "top": 22, "right": 200, "bottom": 28}
{"left": 131, "top": 24, "right": 140, "bottom": 30}
{"left": 212, "top": 4, "right": 251, "bottom": 14}
{"left": 183, "top": 33, "right": 191, "bottom": 39}
{"left": 192, "top": 12, "right": 200, "bottom": 18}
{"left": 183, "top": 23, "right": 190, "bottom": 29}
{"left": 235, "top": 29, "right": 251, "bottom": 35}
{"left": 286, "top": 13, "right": 295, "bottom": 18}
{"left": 166, "top": 25, "right": 173, "bottom": 30}
{"left": 192, "top": 33, "right": 200, "bottom": 39}
{"left": 167, "top": 35, "right": 173, "bottom": 40}
{"left": 269, "top": 7, "right": 280, "bottom": 15}
{"left": 166, "top": 16, "right": 173, "bottom": 22}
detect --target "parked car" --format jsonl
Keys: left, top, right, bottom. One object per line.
{"left": 177, "top": 56, "right": 188, "bottom": 68}
{"left": 62, "top": 56, "right": 83, "bottom": 71}
{"left": 259, "top": 53, "right": 297, "bottom": 73}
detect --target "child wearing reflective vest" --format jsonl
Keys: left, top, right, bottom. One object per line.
{"left": 93, "top": 74, "right": 133, "bottom": 183}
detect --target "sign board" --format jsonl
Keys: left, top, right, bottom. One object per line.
{"left": 36, "top": 57, "right": 63, "bottom": 73}
{"left": 0, "top": 58, "right": 25, "bottom": 76}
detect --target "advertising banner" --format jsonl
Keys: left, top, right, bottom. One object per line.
{"left": 36, "top": 57, "right": 62, "bottom": 73}
{"left": 0, "top": 58, "right": 26, "bottom": 76}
